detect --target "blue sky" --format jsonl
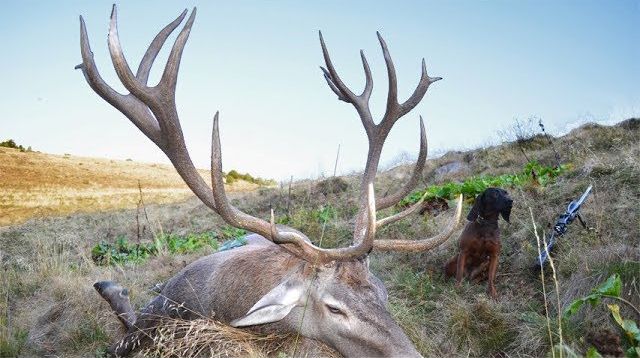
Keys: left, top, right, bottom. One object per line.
{"left": 1, "top": 1, "right": 638, "bottom": 180}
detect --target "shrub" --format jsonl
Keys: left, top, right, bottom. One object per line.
{"left": 225, "top": 169, "right": 276, "bottom": 186}
{"left": 315, "top": 177, "right": 349, "bottom": 195}
{"left": 399, "top": 161, "right": 570, "bottom": 207}
{"left": 0, "top": 139, "right": 30, "bottom": 152}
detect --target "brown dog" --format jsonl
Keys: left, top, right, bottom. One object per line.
{"left": 444, "top": 188, "right": 512, "bottom": 299}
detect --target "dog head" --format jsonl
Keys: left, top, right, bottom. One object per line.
{"left": 467, "top": 188, "right": 513, "bottom": 223}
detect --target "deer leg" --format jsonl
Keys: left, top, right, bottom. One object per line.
{"left": 94, "top": 281, "right": 137, "bottom": 330}
{"left": 109, "top": 294, "right": 174, "bottom": 357}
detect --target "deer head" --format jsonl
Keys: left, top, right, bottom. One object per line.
{"left": 77, "top": 6, "right": 462, "bottom": 357}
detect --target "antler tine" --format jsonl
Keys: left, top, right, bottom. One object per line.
{"left": 377, "top": 32, "right": 399, "bottom": 127}
{"left": 211, "top": 113, "right": 277, "bottom": 238}
{"left": 319, "top": 31, "right": 356, "bottom": 102}
{"left": 107, "top": 5, "right": 148, "bottom": 100}
{"left": 376, "top": 191, "right": 428, "bottom": 228}
{"left": 399, "top": 59, "right": 442, "bottom": 118}
{"left": 76, "top": 15, "right": 162, "bottom": 147}
{"left": 319, "top": 32, "right": 375, "bottom": 136}
{"left": 374, "top": 194, "right": 463, "bottom": 252}
{"left": 159, "top": 8, "right": 196, "bottom": 92}
{"left": 359, "top": 49, "right": 374, "bottom": 101}
{"left": 136, "top": 9, "right": 188, "bottom": 84}
{"left": 376, "top": 116, "right": 427, "bottom": 210}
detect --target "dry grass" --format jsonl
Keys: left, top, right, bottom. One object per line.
{"left": 141, "top": 317, "right": 340, "bottom": 358}
{"left": 0, "top": 148, "right": 258, "bottom": 226}
{"left": 1, "top": 119, "right": 638, "bottom": 357}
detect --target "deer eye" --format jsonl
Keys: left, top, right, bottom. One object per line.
{"left": 326, "top": 304, "right": 344, "bottom": 315}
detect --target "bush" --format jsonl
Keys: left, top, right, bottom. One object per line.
{"left": 0, "top": 139, "right": 31, "bottom": 152}
{"left": 399, "top": 161, "right": 570, "bottom": 207}
{"left": 225, "top": 169, "right": 275, "bottom": 186}
{"left": 315, "top": 177, "right": 349, "bottom": 195}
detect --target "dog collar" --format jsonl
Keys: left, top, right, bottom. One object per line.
{"left": 475, "top": 215, "right": 496, "bottom": 225}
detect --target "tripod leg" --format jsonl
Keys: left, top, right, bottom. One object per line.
{"left": 577, "top": 213, "right": 589, "bottom": 229}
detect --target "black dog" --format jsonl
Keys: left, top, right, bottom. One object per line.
{"left": 444, "top": 188, "right": 512, "bottom": 299}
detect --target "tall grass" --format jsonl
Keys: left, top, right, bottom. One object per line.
{"left": 530, "top": 207, "right": 563, "bottom": 358}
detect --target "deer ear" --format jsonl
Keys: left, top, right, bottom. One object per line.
{"left": 230, "top": 277, "right": 304, "bottom": 327}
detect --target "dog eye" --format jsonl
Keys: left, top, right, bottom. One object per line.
{"left": 326, "top": 304, "right": 344, "bottom": 315}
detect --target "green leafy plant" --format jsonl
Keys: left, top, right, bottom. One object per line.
{"left": 563, "top": 274, "right": 640, "bottom": 357}
{"left": 160, "top": 232, "right": 219, "bottom": 254}
{"left": 91, "top": 228, "right": 248, "bottom": 266}
{"left": 314, "top": 205, "right": 337, "bottom": 224}
{"left": 91, "top": 236, "right": 157, "bottom": 265}
{"left": 220, "top": 226, "right": 247, "bottom": 239}
{"left": 399, "top": 161, "right": 570, "bottom": 207}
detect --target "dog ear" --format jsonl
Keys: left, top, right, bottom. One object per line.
{"left": 501, "top": 204, "right": 512, "bottom": 223}
{"left": 466, "top": 193, "right": 483, "bottom": 221}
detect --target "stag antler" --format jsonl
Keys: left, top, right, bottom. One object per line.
{"left": 76, "top": 6, "right": 382, "bottom": 264}
{"left": 319, "top": 32, "right": 462, "bottom": 249}
{"left": 374, "top": 194, "right": 463, "bottom": 252}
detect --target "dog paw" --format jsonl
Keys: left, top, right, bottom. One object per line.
{"left": 488, "top": 287, "right": 498, "bottom": 300}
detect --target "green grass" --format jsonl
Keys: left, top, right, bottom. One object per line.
{"left": 563, "top": 274, "right": 640, "bottom": 357}
{"left": 278, "top": 204, "right": 351, "bottom": 249}
{"left": 448, "top": 299, "right": 517, "bottom": 355}
{"left": 68, "top": 320, "right": 110, "bottom": 352}
{"left": 391, "top": 267, "right": 443, "bottom": 313}
{"left": 0, "top": 329, "right": 28, "bottom": 357}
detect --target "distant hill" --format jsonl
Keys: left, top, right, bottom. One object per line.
{"left": 0, "top": 149, "right": 262, "bottom": 226}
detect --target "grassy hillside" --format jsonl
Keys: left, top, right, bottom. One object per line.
{"left": 0, "top": 149, "right": 259, "bottom": 227}
{"left": 1, "top": 119, "right": 638, "bottom": 357}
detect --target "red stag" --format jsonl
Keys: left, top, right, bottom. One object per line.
{"left": 76, "top": 5, "right": 462, "bottom": 357}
